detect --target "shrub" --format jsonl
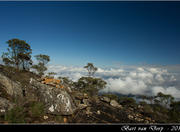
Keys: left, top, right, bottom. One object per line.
{"left": 139, "top": 101, "right": 147, "bottom": 106}
{"left": 29, "top": 102, "right": 45, "bottom": 118}
{"left": 118, "top": 97, "right": 136, "bottom": 106}
{"left": 102, "top": 94, "right": 119, "bottom": 102}
{"left": 74, "top": 77, "right": 107, "bottom": 96}
{"left": 4, "top": 106, "right": 26, "bottom": 123}
{"left": 168, "top": 101, "right": 180, "bottom": 123}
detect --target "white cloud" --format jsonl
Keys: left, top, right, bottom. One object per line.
{"left": 151, "top": 86, "right": 180, "bottom": 98}
{"left": 46, "top": 64, "right": 180, "bottom": 98}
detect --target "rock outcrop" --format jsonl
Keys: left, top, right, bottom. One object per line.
{"left": 100, "top": 96, "right": 110, "bottom": 103}
{"left": 110, "top": 100, "right": 123, "bottom": 109}
{"left": 0, "top": 97, "right": 14, "bottom": 113}
{"left": 0, "top": 73, "right": 23, "bottom": 98}
{"left": 29, "top": 78, "right": 77, "bottom": 115}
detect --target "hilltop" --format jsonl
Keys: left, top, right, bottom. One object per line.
{"left": 0, "top": 64, "right": 180, "bottom": 124}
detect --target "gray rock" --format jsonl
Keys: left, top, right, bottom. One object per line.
{"left": 100, "top": 96, "right": 110, "bottom": 103}
{"left": 83, "top": 99, "right": 90, "bottom": 106}
{"left": 110, "top": 100, "right": 123, "bottom": 109}
{"left": 29, "top": 78, "right": 77, "bottom": 115}
{"left": 0, "top": 97, "right": 14, "bottom": 113}
{"left": 97, "top": 110, "right": 101, "bottom": 115}
{"left": 65, "top": 86, "right": 72, "bottom": 93}
{"left": 128, "top": 115, "right": 134, "bottom": 120}
{"left": 0, "top": 73, "right": 23, "bottom": 98}
{"left": 78, "top": 104, "right": 88, "bottom": 110}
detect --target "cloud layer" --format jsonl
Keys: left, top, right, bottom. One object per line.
{"left": 46, "top": 64, "right": 180, "bottom": 99}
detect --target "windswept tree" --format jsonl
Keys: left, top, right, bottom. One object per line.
{"left": 47, "top": 72, "right": 57, "bottom": 78}
{"left": 1, "top": 52, "right": 14, "bottom": 66}
{"left": 138, "top": 95, "right": 154, "bottom": 104}
{"left": 74, "top": 77, "right": 107, "bottom": 96}
{"left": 1, "top": 38, "right": 32, "bottom": 70}
{"left": 31, "top": 54, "right": 50, "bottom": 77}
{"left": 34, "top": 54, "right": 50, "bottom": 65}
{"left": 155, "top": 92, "right": 174, "bottom": 108}
{"left": 84, "top": 63, "right": 98, "bottom": 77}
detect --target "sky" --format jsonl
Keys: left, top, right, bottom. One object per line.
{"left": 1, "top": 1, "right": 180, "bottom": 98}
{"left": 0, "top": 1, "right": 180, "bottom": 67}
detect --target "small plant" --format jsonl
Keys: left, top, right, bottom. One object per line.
{"left": 47, "top": 72, "right": 57, "bottom": 79}
{"left": 102, "top": 94, "right": 119, "bottom": 102}
{"left": 139, "top": 101, "right": 147, "bottom": 106}
{"left": 55, "top": 115, "right": 64, "bottom": 123}
{"left": 118, "top": 97, "right": 136, "bottom": 106}
{"left": 29, "top": 102, "right": 45, "bottom": 118}
{"left": 4, "top": 106, "right": 26, "bottom": 123}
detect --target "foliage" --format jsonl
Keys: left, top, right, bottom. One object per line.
{"left": 4, "top": 106, "right": 26, "bottom": 123}
{"left": 1, "top": 53, "right": 14, "bottom": 66}
{"left": 139, "top": 101, "right": 148, "bottom": 106}
{"left": 29, "top": 102, "right": 45, "bottom": 118}
{"left": 168, "top": 101, "right": 180, "bottom": 122}
{"left": 34, "top": 54, "right": 50, "bottom": 65}
{"left": 154, "top": 92, "right": 174, "bottom": 108}
{"left": 31, "top": 63, "right": 47, "bottom": 76}
{"left": 84, "top": 63, "right": 98, "bottom": 77}
{"left": 138, "top": 95, "right": 154, "bottom": 104}
{"left": 118, "top": 97, "right": 136, "bottom": 106}
{"left": 31, "top": 54, "right": 50, "bottom": 77}
{"left": 74, "top": 77, "right": 107, "bottom": 96}
{"left": 143, "top": 104, "right": 154, "bottom": 116}
{"left": 102, "top": 94, "right": 119, "bottom": 102}
{"left": 2, "top": 38, "right": 32, "bottom": 70}
{"left": 58, "top": 76, "right": 73, "bottom": 86}
{"left": 47, "top": 72, "right": 57, "bottom": 78}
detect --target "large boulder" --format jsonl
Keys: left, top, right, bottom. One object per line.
{"left": 0, "top": 73, "right": 23, "bottom": 98}
{"left": 100, "top": 96, "right": 110, "bottom": 103}
{"left": 110, "top": 100, "right": 123, "bottom": 109}
{"left": 0, "top": 97, "right": 14, "bottom": 113}
{"left": 29, "top": 78, "right": 77, "bottom": 115}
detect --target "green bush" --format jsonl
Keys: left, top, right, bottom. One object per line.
{"left": 4, "top": 106, "right": 26, "bottom": 123}
{"left": 55, "top": 115, "right": 64, "bottom": 123}
{"left": 118, "top": 97, "right": 137, "bottom": 106}
{"left": 142, "top": 104, "right": 154, "bottom": 117}
{"left": 168, "top": 101, "right": 180, "bottom": 123}
{"left": 102, "top": 94, "right": 119, "bottom": 102}
{"left": 29, "top": 102, "right": 45, "bottom": 118}
{"left": 139, "top": 101, "right": 148, "bottom": 106}
{"left": 74, "top": 77, "right": 107, "bottom": 96}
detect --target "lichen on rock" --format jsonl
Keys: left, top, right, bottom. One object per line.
{"left": 29, "top": 78, "right": 76, "bottom": 115}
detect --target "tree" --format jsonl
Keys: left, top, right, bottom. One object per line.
{"left": 31, "top": 54, "right": 50, "bottom": 77}
{"left": 84, "top": 63, "right": 98, "bottom": 77}
{"left": 169, "top": 101, "right": 180, "bottom": 122}
{"left": 34, "top": 54, "right": 50, "bottom": 65}
{"left": 138, "top": 95, "right": 154, "bottom": 104}
{"left": 31, "top": 63, "right": 47, "bottom": 77}
{"left": 1, "top": 52, "right": 14, "bottom": 66}
{"left": 47, "top": 72, "right": 57, "bottom": 78}
{"left": 58, "top": 76, "right": 73, "bottom": 86}
{"left": 155, "top": 92, "right": 174, "bottom": 108}
{"left": 74, "top": 77, "right": 107, "bottom": 96}
{"left": 2, "top": 38, "right": 32, "bottom": 70}
{"left": 118, "top": 97, "right": 136, "bottom": 106}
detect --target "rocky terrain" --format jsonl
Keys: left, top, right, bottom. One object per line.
{"left": 0, "top": 64, "right": 176, "bottom": 124}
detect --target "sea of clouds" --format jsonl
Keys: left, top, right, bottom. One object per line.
{"left": 46, "top": 64, "right": 180, "bottom": 99}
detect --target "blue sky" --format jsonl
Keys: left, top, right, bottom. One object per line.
{"left": 0, "top": 1, "right": 180, "bottom": 68}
